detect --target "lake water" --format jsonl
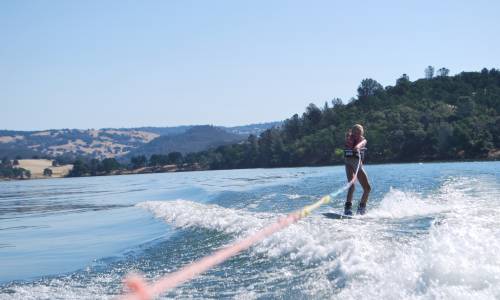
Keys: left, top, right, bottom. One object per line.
{"left": 1, "top": 162, "right": 499, "bottom": 299}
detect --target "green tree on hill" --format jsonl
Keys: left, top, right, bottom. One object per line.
{"left": 149, "top": 154, "right": 169, "bottom": 166}
{"left": 131, "top": 155, "right": 147, "bottom": 169}
{"left": 425, "top": 66, "right": 435, "bottom": 79}
{"left": 167, "top": 152, "right": 183, "bottom": 165}
{"left": 43, "top": 168, "right": 53, "bottom": 177}
{"left": 437, "top": 67, "right": 450, "bottom": 77}
{"left": 357, "top": 78, "right": 383, "bottom": 100}
{"left": 68, "top": 159, "right": 89, "bottom": 177}
{"left": 100, "top": 158, "right": 120, "bottom": 173}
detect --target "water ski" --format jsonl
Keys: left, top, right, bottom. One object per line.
{"left": 322, "top": 212, "right": 353, "bottom": 220}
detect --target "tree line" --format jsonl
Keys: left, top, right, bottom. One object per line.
{"left": 67, "top": 157, "right": 122, "bottom": 177}
{"left": 66, "top": 152, "right": 187, "bottom": 177}
{"left": 0, "top": 157, "right": 31, "bottom": 179}
{"left": 130, "top": 152, "right": 184, "bottom": 169}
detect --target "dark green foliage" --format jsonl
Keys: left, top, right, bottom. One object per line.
{"left": 43, "top": 168, "right": 53, "bottom": 177}
{"left": 425, "top": 66, "right": 435, "bottom": 79}
{"left": 0, "top": 158, "right": 30, "bottom": 179}
{"left": 186, "top": 69, "right": 500, "bottom": 170}
{"left": 67, "top": 157, "right": 123, "bottom": 177}
{"left": 437, "top": 67, "right": 450, "bottom": 77}
{"left": 68, "top": 159, "right": 89, "bottom": 177}
{"left": 54, "top": 153, "right": 77, "bottom": 165}
{"left": 130, "top": 155, "right": 147, "bottom": 169}
{"left": 148, "top": 152, "right": 183, "bottom": 166}
{"left": 99, "top": 158, "right": 120, "bottom": 173}
{"left": 168, "top": 152, "right": 183, "bottom": 165}
{"left": 357, "top": 79, "right": 383, "bottom": 100}
{"left": 149, "top": 154, "right": 169, "bottom": 166}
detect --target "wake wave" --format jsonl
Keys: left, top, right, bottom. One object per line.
{"left": 366, "top": 188, "right": 448, "bottom": 218}
{"left": 137, "top": 200, "right": 274, "bottom": 235}
{"left": 136, "top": 177, "right": 500, "bottom": 299}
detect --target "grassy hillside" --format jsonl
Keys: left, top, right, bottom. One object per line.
{"left": 17, "top": 159, "right": 73, "bottom": 178}
{"left": 126, "top": 125, "right": 246, "bottom": 159}
{"left": 0, "top": 123, "right": 279, "bottom": 160}
{"left": 0, "top": 129, "right": 159, "bottom": 160}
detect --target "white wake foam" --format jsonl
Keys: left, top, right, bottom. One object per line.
{"left": 0, "top": 276, "right": 117, "bottom": 300}
{"left": 366, "top": 188, "right": 449, "bottom": 219}
{"left": 137, "top": 200, "right": 274, "bottom": 235}
{"left": 136, "top": 177, "right": 500, "bottom": 299}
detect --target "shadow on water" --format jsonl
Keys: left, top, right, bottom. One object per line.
{"left": 0, "top": 225, "right": 50, "bottom": 231}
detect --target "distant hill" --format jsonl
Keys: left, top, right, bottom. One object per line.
{"left": 120, "top": 122, "right": 281, "bottom": 136}
{"left": 0, "top": 129, "right": 159, "bottom": 160}
{"left": 0, "top": 122, "right": 279, "bottom": 160}
{"left": 221, "top": 122, "right": 282, "bottom": 135}
{"left": 125, "top": 125, "right": 246, "bottom": 159}
{"left": 0, "top": 135, "right": 39, "bottom": 159}
{"left": 115, "top": 126, "right": 192, "bottom": 136}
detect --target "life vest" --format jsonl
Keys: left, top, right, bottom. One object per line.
{"left": 344, "top": 134, "right": 366, "bottom": 159}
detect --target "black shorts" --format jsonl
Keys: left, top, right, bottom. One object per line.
{"left": 344, "top": 149, "right": 366, "bottom": 160}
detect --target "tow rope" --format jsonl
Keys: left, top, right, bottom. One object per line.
{"left": 120, "top": 155, "right": 363, "bottom": 300}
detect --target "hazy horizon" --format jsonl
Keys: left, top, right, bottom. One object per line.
{"left": 2, "top": 0, "right": 499, "bottom": 130}
{"left": 0, "top": 121, "right": 281, "bottom": 133}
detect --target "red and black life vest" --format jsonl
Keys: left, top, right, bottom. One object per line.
{"left": 344, "top": 134, "right": 366, "bottom": 158}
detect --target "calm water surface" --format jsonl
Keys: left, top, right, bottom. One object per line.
{"left": 1, "top": 162, "right": 499, "bottom": 299}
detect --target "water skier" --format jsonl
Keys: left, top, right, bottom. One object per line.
{"left": 343, "top": 124, "right": 371, "bottom": 215}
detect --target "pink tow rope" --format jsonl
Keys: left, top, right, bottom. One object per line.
{"left": 120, "top": 155, "right": 363, "bottom": 300}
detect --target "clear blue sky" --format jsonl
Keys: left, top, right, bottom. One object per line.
{"left": 1, "top": 0, "right": 499, "bottom": 131}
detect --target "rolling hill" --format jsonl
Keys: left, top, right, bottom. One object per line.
{"left": 125, "top": 125, "right": 246, "bottom": 159}
{"left": 0, "top": 122, "right": 279, "bottom": 160}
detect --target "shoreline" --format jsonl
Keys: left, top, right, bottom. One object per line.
{"left": 2, "top": 158, "right": 498, "bottom": 182}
